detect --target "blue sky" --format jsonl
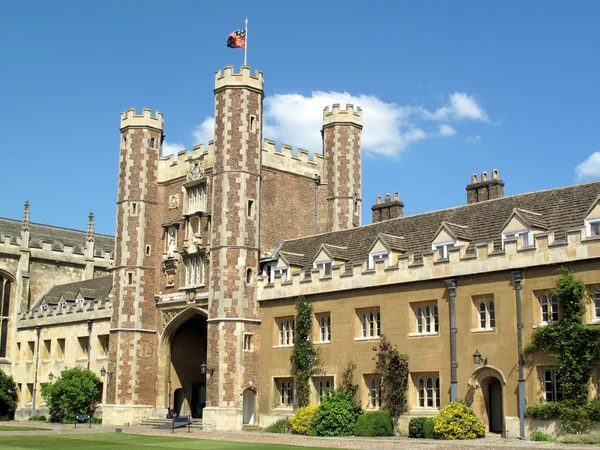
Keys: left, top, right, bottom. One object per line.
{"left": 1, "top": 1, "right": 599, "bottom": 236}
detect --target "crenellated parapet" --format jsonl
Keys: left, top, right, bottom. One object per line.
{"left": 214, "top": 65, "right": 264, "bottom": 92}
{"left": 261, "top": 139, "right": 324, "bottom": 178}
{"left": 322, "top": 103, "right": 362, "bottom": 127}
{"left": 18, "top": 298, "right": 113, "bottom": 328}
{"left": 120, "top": 108, "right": 164, "bottom": 131}
{"left": 259, "top": 229, "right": 600, "bottom": 301}
{"left": 158, "top": 141, "right": 214, "bottom": 183}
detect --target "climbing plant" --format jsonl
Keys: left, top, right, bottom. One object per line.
{"left": 525, "top": 268, "right": 600, "bottom": 432}
{"left": 373, "top": 335, "right": 409, "bottom": 423}
{"left": 339, "top": 358, "right": 359, "bottom": 398}
{"left": 290, "top": 296, "right": 322, "bottom": 407}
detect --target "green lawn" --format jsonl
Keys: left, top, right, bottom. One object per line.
{"left": 0, "top": 426, "right": 50, "bottom": 431}
{"left": 0, "top": 433, "right": 331, "bottom": 450}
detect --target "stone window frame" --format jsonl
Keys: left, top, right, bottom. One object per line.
{"left": 314, "top": 260, "right": 333, "bottom": 276}
{"left": 275, "top": 317, "right": 295, "bottom": 347}
{"left": 15, "top": 342, "right": 20, "bottom": 363}
{"left": 183, "top": 255, "right": 204, "bottom": 288}
{"left": 410, "top": 301, "right": 439, "bottom": 337}
{"left": 368, "top": 251, "right": 391, "bottom": 270}
{"left": 471, "top": 296, "right": 496, "bottom": 332}
{"left": 585, "top": 218, "right": 600, "bottom": 237}
{"left": 432, "top": 240, "right": 456, "bottom": 259}
{"left": 275, "top": 377, "right": 294, "bottom": 408}
{"left": 184, "top": 182, "right": 207, "bottom": 216}
{"left": 270, "top": 266, "right": 289, "bottom": 283}
{"left": 539, "top": 367, "right": 563, "bottom": 403}
{"left": 363, "top": 374, "right": 382, "bottom": 410}
{"left": 98, "top": 335, "right": 110, "bottom": 358}
{"left": 243, "top": 333, "right": 252, "bottom": 351}
{"left": 415, "top": 374, "right": 441, "bottom": 409}
{"left": 502, "top": 229, "right": 532, "bottom": 248}
{"left": 315, "top": 312, "right": 331, "bottom": 343}
{"left": 355, "top": 307, "right": 381, "bottom": 340}
{"left": 538, "top": 292, "right": 560, "bottom": 325}
{"left": 57, "top": 338, "right": 66, "bottom": 361}
{"left": 0, "top": 274, "right": 12, "bottom": 359}
{"left": 313, "top": 376, "right": 334, "bottom": 404}
{"left": 42, "top": 339, "right": 51, "bottom": 361}
{"left": 27, "top": 341, "right": 35, "bottom": 362}
{"left": 77, "top": 336, "right": 89, "bottom": 361}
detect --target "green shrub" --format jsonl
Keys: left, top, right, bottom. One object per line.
{"left": 91, "top": 417, "right": 102, "bottom": 424}
{"left": 28, "top": 415, "right": 47, "bottom": 422}
{"left": 290, "top": 405, "right": 318, "bottom": 435}
{"left": 586, "top": 400, "right": 600, "bottom": 421}
{"left": 530, "top": 430, "right": 555, "bottom": 442}
{"left": 312, "top": 390, "right": 362, "bottom": 437}
{"left": 354, "top": 411, "right": 394, "bottom": 437}
{"left": 423, "top": 417, "right": 435, "bottom": 439}
{"left": 560, "top": 401, "right": 592, "bottom": 434}
{"left": 408, "top": 417, "right": 427, "bottom": 438}
{"left": 433, "top": 400, "right": 485, "bottom": 440}
{"left": 0, "top": 370, "right": 17, "bottom": 421}
{"left": 264, "top": 417, "right": 291, "bottom": 433}
{"left": 525, "top": 402, "right": 562, "bottom": 419}
{"left": 558, "top": 432, "right": 600, "bottom": 445}
{"left": 41, "top": 366, "right": 101, "bottom": 424}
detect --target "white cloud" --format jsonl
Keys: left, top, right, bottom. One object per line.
{"left": 188, "top": 91, "right": 490, "bottom": 158}
{"left": 575, "top": 151, "right": 600, "bottom": 181}
{"left": 161, "top": 141, "right": 186, "bottom": 157}
{"left": 439, "top": 124, "right": 457, "bottom": 136}
{"left": 465, "top": 135, "right": 482, "bottom": 143}
{"left": 424, "top": 92, "right": 489, "bottom": 122}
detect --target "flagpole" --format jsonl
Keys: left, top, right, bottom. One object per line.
{"left": 244, "top": 18, "right": 248, "bottom": 66}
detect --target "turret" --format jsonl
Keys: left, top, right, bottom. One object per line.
{"left": 84, "top": 213, "right": 95, "bottom": 279}
{"left": 322, "top": 104, "right": 363, "bottom": 232}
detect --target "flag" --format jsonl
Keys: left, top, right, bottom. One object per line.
{"left": 227, "top": 29, "right": 246, "bottom": 49}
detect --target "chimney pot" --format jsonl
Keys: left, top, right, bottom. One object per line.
{"left": 492, "top": 169, "right": 498, "bottom": 180}
{"left": 385, "top": 193, "right": 390, "bottom": 202}
{"left": 376, "top": 195, "right": 382, "bottom": 205}
{"left": 481, "top": 171, "right": 488, "bottom": 182}
{"left": 472, "top": 174, "right": 478, "bottom": 184}
{"left": 394, "top": 191, "right": 399, "bottom": 201}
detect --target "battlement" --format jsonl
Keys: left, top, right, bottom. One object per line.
{"left": 214, "top": 65, "right": 264, "bottom": 92}
{"left": 0, "top": 234, "right": 113, "bottom": 263}
{"left": 158, "top": 141, "right": 214, "bottom": 183}
{"left": 261, "top": 139, "right": 324, "bottom": 178}
{"left": 120, "top": 108, "right": 164, "bottom": 131}
{"left": 258, "top": 229, "right": 600, "bottom": 302}
{"left": 18, "top": 297, "right": 113, "bottom": 328}
{"left": 322, "top": 104, "right": 362, "bottom": 127}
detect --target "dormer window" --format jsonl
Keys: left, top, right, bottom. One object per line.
{"left": 368, "top": 251, "right": 391, "bottom": 269}
{"left": 271, "top": 266, "right": 289, "bottom": 282}
{"left": 586, "top": 219, "right": 600, "bottom": 237}
{"left": 314, "top": 260, "right": 333, "bottom": 276}
{"left": 502, "top": 230, "right": 532, "bottom": 248}
{"left": 432, "top": 241, "right": 455, "bottom": 259}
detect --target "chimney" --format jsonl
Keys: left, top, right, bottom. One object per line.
{"left": 371, "top": 191, "right": 404, "bottom": 223}
{"left": 466, "top": 169, "right": 504, "bottom": 204}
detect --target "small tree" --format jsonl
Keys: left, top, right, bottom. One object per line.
{"left": 373, "top": 335, "right": 409, "bottom": 424}
{"left": 339, "top": 359, "right": 359, "bottom": 398}
{"left": 290, "top": 296, "right": 322, "bottom": 407}
{"left": 0, "top": 370, "right": 17, "bottom": 420}
{"left": 41, "top": 366, "right": 101, "bottom": 423}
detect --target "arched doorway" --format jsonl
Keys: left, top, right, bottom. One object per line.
{"left": 242, "top": 389, "right": 256, "bottom": 425}
{"left": 481, "top": 377, "right": 503, "bottom": 433}
{"left": 467, "top": 365, "right": 506, "bottom": 436}
{"left": 169, "top": 314, "right": 207, "bottom": 418}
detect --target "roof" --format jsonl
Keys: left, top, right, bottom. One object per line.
{"left": 0, "top": 218, "right": 114, "bottom": 256}
{"left": 510, "top": 208, "right": 547, "bottom": 230}
{"left": 38, "top": 275, "right": 113, "bottom": 306}
{"left": 277, "top": 181, "right": 600, "bottom": 269}
{"left": 376, "top": 234, "right": 407, "bottom": 252}
{"left": 278, "top": 251, "right": 305, "bottom": 267}
{"left": 438, "top": 222, "right": 472, "bottom": 242}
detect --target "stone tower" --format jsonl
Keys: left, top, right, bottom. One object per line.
{"left": 104, "top": 108, "right": 163, "bottom": 424}
{"left": 203, "top": 66, "right": 263, "bottom": 430}
{"left": 322, "top": 104, "right": 363, "bottom": 232}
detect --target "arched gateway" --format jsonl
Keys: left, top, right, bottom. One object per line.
{"left": 157, "top": 307, "right": 208, "bottom": 418}
{"left": 467, "top": 365, "right": 507, "bottom": 435}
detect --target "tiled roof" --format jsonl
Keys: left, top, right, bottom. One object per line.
{"left": 278, "top": 251, "right": 305, "bottom": 267}
{"left": 511, "top": 209, "right": 548, "bottom": 230}
{"left": 277, "top": 181, "right": 600, "bottom": 269}
{"left": 0, "top": 218, "right": 114, "bottom": 257}
{"left": 439, "top": 222, "right": 472, "bottom": 242}
{"left": 39, "top": 275, "right": 113, "bottom": 306}
{"left": 322, "top": 244, "right": 349, "bottom": 261}
{"left": 377, "top": 234, "right": 406, "bottom": 252}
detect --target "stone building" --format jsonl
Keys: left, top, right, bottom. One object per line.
{"left": 2, "top": 65, "right": 600, "bottom": 437}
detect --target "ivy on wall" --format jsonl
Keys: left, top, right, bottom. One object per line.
{"left": 373, "top": 335, "right": 409, "bottom": 422}
{"left": 290, "top": 296, "right": 323, "bottom": 407}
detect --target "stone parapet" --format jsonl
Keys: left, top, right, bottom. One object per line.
{"left": 102, "top": 404, "right": 155, "bottom": 426}
{"left": 214, "top": 66, "right": 264, "bottom": 92}
{"left": 259, "top": 230, "right": 600, "bottom": 301}
{"left": 322, "top": 103, "right": 362, "bottom": 127}
{"left": 261, "top": 139, "right": 324, "bottom": 179}
{"left": 158, "top": 142, "right": 214, "bottom": 183}
{"left": 120, "top": 108, "right": 164, "bottom": 131}
{"left": 18, "top": 298, "right": 112, "bottom": 328}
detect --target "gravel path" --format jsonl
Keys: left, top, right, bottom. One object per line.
{"left": 0, "top": 422, "right": 595, "bottom": 449}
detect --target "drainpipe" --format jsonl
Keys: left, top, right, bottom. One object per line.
{"left": 32, "top": 325, "right": 41, "bottom": 414}
{"left": 512, "top": 271, "right": 526, "bottom": 440}
{"left": 314, "top": 175, "right": 321, "bottom": 234}
{"left": 445, "top": 279, "right": 458, "bottom": 402}
{"left": 87, "top": 320, "right": 93, "bottom": 370}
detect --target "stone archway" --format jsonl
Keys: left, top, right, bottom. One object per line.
{"left": 157, "top": 307, "right": 208, "bottom": 418}
{"left": 466, "top": 365, "right": 507, "bottom": 436}
{"left": 242, "top": 386, "right": 258, "bottom": 425}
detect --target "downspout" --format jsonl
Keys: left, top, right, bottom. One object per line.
{"left": 32, "top": 325, "right": 41, "bottom": 414}
{"left": 512, "top": 270, "right": 526, "bottom": 440}
{"left": 445, "top": 279, "right": 458, "bottom": 401}
{"left": 314, "top": 175, "right": 321, "bottom": 234}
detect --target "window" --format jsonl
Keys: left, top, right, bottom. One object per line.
{"left": 476, "top": 299, "right": 496, "bottom": 330}
{"left": 0, "top": 275, "right": 11, "bottom": 358}
{"left": 15, "top": 342, "right": 20, "bottom": 362}
{"left": 317, "top": 378, "right": 333, "bottom": 404}
{"left": 247, "top": 200, "right": 254, "bottom": 217}
{"left": 368, "top": 251, "right": 391, "bottom": 269}
{"left": 586, "top": 219, "right": 600, "bottom": 237}
{"left": 540, "top": 293, "right": 559, "bottom": 324}
{"left": 432, "top": 242, "right": 455, "bottom": 259}
{"left": 26, "top": 383, "right": 33, "bottom": 403}
{"left": 243, "top": 334, "right": 252, "bottom": 351}
{"left": 246, "top": 268, "right": 253, "bottom": 285}
{"left": 359, "top": 308, "right": 381, "bottom": 338}
{"left": 417, "top": 376, "right": 440, "bottom": 409}
{"left": 277, "top": 318, "right": 295, "bottom": 346}
{"left": 414, "top": 303, "right": 439, "bottom": 335}
{"left": 131, "top": 202, "right": 138, "bottom": 216}
{"left": 502, "top": 230, "right": 532, "bottom": 248}
{"left": 249, "top": 115, "right": 257, "bottom": 133}
{"left": 127, "top": 272, "right": 133, "bottom": 285}
{"left": 27, "top": 341, "right": 34, "bottom": 362}
{"left": 318, "top": 314, "right": 331, "bottom": 342}
{"left": 145, "top": 245, "right": 151, "bottom": 256}
{"left": 594, "top": 291, "right": 600, "bottom": 320}
{"left": 543, "top": 369, "right": 563, "bottom": 402}
{"left": 43, "top": 340, "right": 51, "bottom": 360}
{"left": 150, "top": 137, "right": 155, "bottom": 148}
{"left": 368, "top": 377, "right": 382, "bottom": 408}
{"left": 184, "top": 256, "right": 203, "bottom": 287}
{"left": 187, "top": 185, "right": 206, "bottom": 214}
{"left": 270, "top": 267, "right": 289, "bottom": 283}
{"left": 17, "top": 383, "right": 21, "bottom": 402}
{"left": 314, "top": 260, "right": 333, "bottom": 276}
{"left": 57, "top": 338, "right": 65, "bottom": 361}
{"left": 277, "top": 378, "right": 294, "bottom": 406}
{"left": 78, "top": 337, "right": 89, "bottom": 360}
{"left": 98, "top": 335, "right": 109, "bottom": 358}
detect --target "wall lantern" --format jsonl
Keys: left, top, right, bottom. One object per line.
{"left": 473, "top": 349, "right": 488, "bottom": 366}
{"left": 48, "top": 372, "right": 54, "bottom": 382}
{"left": 100, "top": 366, "right": 106, "bottom": 377}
